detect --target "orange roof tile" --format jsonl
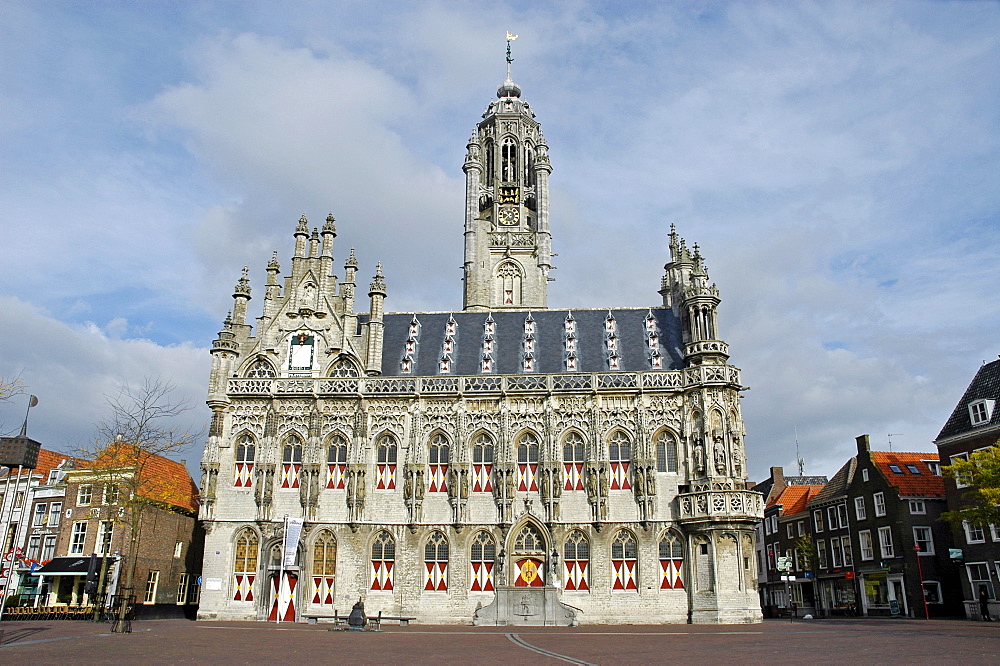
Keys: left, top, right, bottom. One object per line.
{"left": 771, "top": 484, "right": 826, "bottom": 514}
{"left": 871, "top": 451, "right": 945, "bottom": 497}
{"left": 0, "top": 447, "right": 72, "bottom": 481}
{"left": 86, "top": 443, "right": 199, "bottom": 513}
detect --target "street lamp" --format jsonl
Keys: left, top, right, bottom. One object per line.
{"left": 914, "top": 544, "right": 929, "bottom": 620}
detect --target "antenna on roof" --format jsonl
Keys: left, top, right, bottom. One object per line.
{"left": 888, "top": 433, "right": 903, "bottom": 452}
{"left": 795, "top": 426, "right": 804, "bottom": 476}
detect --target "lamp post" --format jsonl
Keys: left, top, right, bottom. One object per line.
{"left": 914, "top": 544, "right": 929, "bottom": 620}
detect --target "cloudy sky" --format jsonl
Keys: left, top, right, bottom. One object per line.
{"left": 2, "top": 1, "right": 998, "bottom": 483}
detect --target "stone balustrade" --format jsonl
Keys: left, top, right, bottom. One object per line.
{"left": 676, "top": 489, "right": 764, "bottom": 523}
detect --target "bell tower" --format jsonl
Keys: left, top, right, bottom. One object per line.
{"left": 463, "top": 34, "right": 553, "bottom": 312}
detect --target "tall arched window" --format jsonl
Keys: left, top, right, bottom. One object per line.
{"left": 563, "top": 432, "right": 585, "bottom": 491}
{"left": 611, "top": 530, "right": 638, "bottom": 591}
{"left": 327, "top": 357, "right": 360, "bottom": 378}
{"left": 370, "top": 531, "right": 395, "bottom": 591}
{"left": 501, "top": 137, "right": 517, "bottom": 182}
{"left": 312, "top": 530, "right": 337, "bottom": 605}
{"left": 484, "top": 139, "right": 495, "bottom": 187}
{"left": 524, "top": 143, "right": 536, "bottom": 187}
{"left": 375, "top": 435, "right": 397, "bottom": 490}
{"left": 655, "top": 431, "right": 678, "bottom": 473}
{"left": 517, "top": 432, "right": 540, "bottom": 492}
{"left": 608, "top": 431, "right": 632, "bottom": 490}
{"left": 428, "top": 433, "right": 450, "bottom": 493}
{"left": 281, "top": 435, "right": 303, "bottom": 489}
{"left": 659, "top": 532, "right": 684, "bottom": 590}
{"left": 512, "top": 523, "right": 545, "bottom": 587}
{"left": 496, "top": 261, "right": 522, "bottom": 306}
{"left": 245, "top": 358, "right": 276, "bottom": 378}
{"left": 234, "top": 434, "right": 255, "bottom": 488}
{"left": 424, "top": 531, "right": 449, "bottom": 592}
{"left": 564, "top": 530, "right": 590, "bottom": 591}
{"left": 233, "top": 529, "right": 259, "bottom": 602}
{"left": 470, "top": 531, "right": 496, "bottom": 592}
{"left": 472, "top": 433, "right": 494, "bottom": 492}
{"left": 326, "top": 434, "right": 348, "bottom": 490}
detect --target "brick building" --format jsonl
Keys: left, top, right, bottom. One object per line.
{"left": 934, "top": 358, "right": 1000, "bottom": 619}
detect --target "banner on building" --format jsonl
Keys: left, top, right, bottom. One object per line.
{"left": 283, "top": 517, "right": 304, "bottom": 567}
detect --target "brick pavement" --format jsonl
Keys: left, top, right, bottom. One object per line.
{"left": 1, "top": 618, "right": 998, "bottom": 664}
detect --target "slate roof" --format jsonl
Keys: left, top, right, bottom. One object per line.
{"left": 937, "top": 358, "right": 1000, "bottom": 441}
{"left": 769, "top": 484, "right": 825, "bottom": 513}
{"left": 809, "top": 458, "right": 856, "bottom": 505}
{"left": 379, "top": 307, "right": 684, "bottom": 377}
{"left": 871, "top": 451, "right": 945, "bottom": 498}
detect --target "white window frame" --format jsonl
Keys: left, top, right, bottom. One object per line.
{"left": 968, "top": 562, "right": 993, "bottom": 598}
{"left": 842, "top": 536, "right": 853, "bottom": 566}
{"left": 855, "top": 496, "right": 867, "bottom": 520}
{"left": 77, "top": 484, "right": 92, "bottom": 506}
{"left": 830, "top": 537, "right": 842, "bottom": 568}
{"left": 964, "top": 521, "right": 986, "bottom": 544}
{"left": 176, "top": 573, "right": 189, "bottom": 605}
{"left": 813, "top": 510, "right": 824, "bottom": 533}
{"left": 859, "top": 530, "right": 874, "bottom": 561}
{"left": 70, "top": 521, "right": 87, "bottom": 555}
{"left": 951, "top": 453, "right": 970, "bottom": 488}
{"left": 787, "top": 523, "right": 794, "bottom": 539}
{"left": 924, "top": 460, "right": 941, "bottom": 476}
{"left": 41, "top": 535, "right": 57, "bottom": 561}
{"left": 174, "top": 541, "right": 183, "bottom": 558}
{"left": 874, "top": 492, "right": 886, "bottom": 517}
{"left": 969, "top": 399, "right": 995, "bottom": 426}
{"left": 913, "top": 526, "right": 934, "bottom": 555}
{"left": 923, "top": 580, "right": 943, "bottom": 604}
{"left": 144, "top": 570, "right": 160, "bottom": 604}
{"left": 861, "top": 468, "right": 869, "bottom": 482}
{"left": 909, "top": 500, "right": 926, "bottom": 515}
{"left": 96, "top": 520, "right": 114, "bottom": 555}
{"left": 797, "top": 521, "right": 804, "bottom": 537}
{"left": 990, "top": 524, "right": 1000, "bottom": 542}
{"left": 32, "top": 502, "right": 48, "bottom": 526}
{"left": 878, "top": 526, "right": 894, "bottom": 559}
{"left": 827, "top": 506, "right": 839, "bottom": 531}
{"left": 816, "top": 539, "right": 828, "bottom": 569}
{"left": 27, "top": 534, "right": 41, "bottom": 560}
{"left": 49, "top": 502, "right": 62, "bottom": 526}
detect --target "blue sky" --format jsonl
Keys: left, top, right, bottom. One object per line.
{"left": 2, "top": 0, "right": 999, "bottom": 482}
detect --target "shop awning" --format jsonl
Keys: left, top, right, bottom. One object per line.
{"left": 34, "top": 556, "right": 114, "bottom": 576}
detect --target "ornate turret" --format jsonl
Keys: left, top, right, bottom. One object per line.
{"left": 365, "top": 263, "right": 386, "bottom": 375}
{"left": 463, "top": 34, "right": 553, "bottom": 311}
{"left": 232, "top": 266, "right": 252, "bottom": 328}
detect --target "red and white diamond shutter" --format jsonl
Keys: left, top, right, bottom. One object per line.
{"left": 423, "top": 531, "right": 449, "bottom": 591}
{"left": 563, "top": 432, "right": 585, "bottom": 491}
{"left": 608, "top": 431, "right": 632, "bottom": 490}
{"left": 234, "top": 434, "right": 255, "bottom": 488}
{"left": 268, "top": 572, "right": 297, "bottom": 622}
{"left": 472, "top": 433, "right": 494, "bottom": 493}
{"left": 232, "top": 529, "right": 259, "bottom": 602}
{"left": 563, "top": 530, "right": 590, "bottom": 591}
{"left": 312, "top": 530, "right": 337, "bottom": 604}
{"left": 326, "top": 436, "right": 347, "bottom": 490}
{"left": 281, "top": 435, "right": 303, "bottom": 489}
{"left": 428, "top": 434, "right": 449, "bottom": 493}
{"left": 612, "top": 530, "right": 638, "bottom": 591}
{"left": 659, "top": 534, "right": 684, "bottom": 589}
{"left": 370, "top": 531, "right": 395, "bottom": 591}
{"left": 517, "top": 433, "right": 540, "bottom": 492}
{"left": 470, "top": 531, "right": 496, "bottom": 592}
{"left": 375, "top": 435, "right": 397, "bottom": 490}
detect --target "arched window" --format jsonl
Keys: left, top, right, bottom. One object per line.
{"left": 312, "top": 530, "right": 337, "bottom": 605}
{"left": 524, "top": 144, "right": 536, "bottom": 187}
{"left": 327, "top": 357, "right": 360, "bottom": 378}
{"left": 564, "top": 530, "right": 590, "bottom": 591}
{"left": 472, "top": 433, "right": 494, "bottom": 492}
{"left": 655, "top": 431, "right": 678, "bottom": 473}
{"left": 513, "top": 523, "right": 545, "bottom": 587}
{"left": 370, "top": 531, "right": 395, "bottom": 591}
{"left": 281, "top": 435, "right": 303, "bottom": 489}
{"left": 428, "top": 433, "right": 450, "bottom": 493}
{"left": 608, "top": 431, "right": 632, "bottom": 490}
{"left": 496, "top": 261, "right": 522, "bottom": 306}
{"left": 516, "top": 432, "right": 540, "bottom": 492}
{"left": 659, "top": 532, "right": 684, "bottom": 590}
{"left": 234, "top": 434, "right": 255, "bottom": 488}
{"left": 484, "top": 139, "right": 495, "bottom": 187}
{"left": 245, "top": 358, "right": 276, "bottom": 378}
{"left": 375, "top": 435, "right": 397, "bottom": 490}
{"left": 233, "top": 529, "right": 259, "bottom": 602}
{"left": 423, "top": 531, "right": 449, "bottom": 592}
{"left": 326, "top": 434, "right": 348, "bottom": 490}
{"left": 563, "top": 432, "right": 585, "bottom": 491}
{"left": 611, "top": 530, "right": 638, "bottom": 591}
{"left": 501, "top": 137, "right": 517, "bottom": 182}
{"left": 470, "top": 531, "right": 496, "bottom": 592}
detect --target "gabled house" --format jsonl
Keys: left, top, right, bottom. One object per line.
{"left": 934, "top": 357, "right": 1000, "bottom": 619}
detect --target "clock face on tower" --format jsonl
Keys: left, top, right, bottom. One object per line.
{"left": 498, "top": 206, "right": 520, "bottom": 226}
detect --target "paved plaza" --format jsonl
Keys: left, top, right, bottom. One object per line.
{"left": 1, "top": 617, "right": 998, "bottom": 664}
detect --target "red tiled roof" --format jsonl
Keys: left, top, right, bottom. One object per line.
{"left": 770, "top": 484, "right": 826, "bottom": 514}
{"left": 85, "top": 443, "right": 199, "bottom": 513}
{"left": 871, "top": 451, "right": 945, "bottom": 497}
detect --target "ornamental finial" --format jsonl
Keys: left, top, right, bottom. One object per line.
{"left": 506, "top": 31, "right": 518, "bottom": 76}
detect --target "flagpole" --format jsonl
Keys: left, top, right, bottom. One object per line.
{"left": 277, "top": 516, "right": 287, "bottom": 624}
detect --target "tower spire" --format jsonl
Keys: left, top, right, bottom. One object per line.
{"left": 505, "top": 31, "right": 518, "bottom": 80}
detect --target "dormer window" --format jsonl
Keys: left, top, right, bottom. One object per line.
{"left": 484, "top": 339, "right": 494, "bottom": 354}
{"left": 405, "top": 340, "right": 416, "bottom": 354}
{"left": 608, "top": 354, "right": 620, "bottom": 371}
{"left": 524, "top": 338, "right": 535, "bottom": 353}
{"left": 566, "top": 354, "right": 578, "bottom": 372}
{"left": 439, "top": 359, "right": 451, "bottom": 374}
{"left": 524, "top": 357, "right": 534, "bottom": 372}
{"left": 524, "top": 317, "right": 535, "bottom": 335}
{"left": 888, "top": 464, "right": 903, "bottom": 474}
{"left": 645, "top": 312, "right": 657, "bottom": 333}
{"left": 401, "top": 358, "right": 413, "bottom": 373}
{"left": 607, "top": 337, "right": 618, "bottom": 353}
{"left": 484, "top": 318, "right": 495, "bottom": 336}
{"left": 566, "top": 338, "right": 577, "bottom": 353}
{"left": 446, "top": 319, "right": 457, "bottom": 336}
{"left": 604, "top": 313, "right": 616, "bottom": 334}
{"left": 408, "top": 318, "right": 421, "bottom": 337}
{"left": 444, "top": 339, "right": 454, "bottom": 354}
{"left": 482, "top": 358, "right": 493, "bottom": 373}
{"left": 650, "top": 352, "right": 663, "bottom": 370}
{"left": 969, "top": 399, "right": 995, "bottom": 426}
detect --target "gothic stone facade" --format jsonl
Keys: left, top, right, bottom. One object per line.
{"left": 197, "top": 67, "right": 762, "bottom": 625}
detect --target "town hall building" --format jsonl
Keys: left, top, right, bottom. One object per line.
{"left": 196, "top": 50, "right": 763, "bottom": 625}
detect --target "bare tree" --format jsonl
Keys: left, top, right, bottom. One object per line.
{"left": 0, "top": 373, "right": 25, "bottom": 434}
{"left": 75, "top": 378, "right": 201, "bottom": 632}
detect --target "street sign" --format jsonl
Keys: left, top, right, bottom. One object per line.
{"left": 777, "top": 556, "right": 792, "bottom": 572}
